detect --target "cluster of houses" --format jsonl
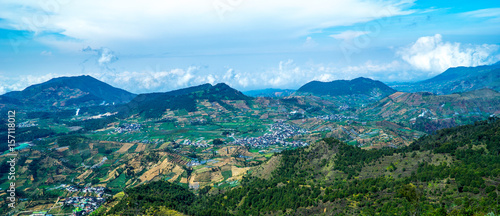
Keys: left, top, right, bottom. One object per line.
{"left": 18, "top": 121, "right": 38, "bottom": 128}
{"left": 181, "top": 139, "right": 210, "bottom": 147}
{"left": 62, "top": 185, "right": 108, "bottom": 196}
{"left": 315, "top": 114, "right": 357, "bottom": 121}
{"left": 114, "top": 123, "right": 142, "bottom": 133}
{"left": 232, "top": 122, "right": 309, "bottom": 147}
{"left": 338, "top": 104, "right": 350, "bottom": 111}
{"left": 64, "top": 196, "right": 105, "bottom": 216}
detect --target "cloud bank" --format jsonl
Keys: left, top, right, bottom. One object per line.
{"left": 0, "top": 0, "right": 414, "bottom": 49}
{"left": 398, "top": 34, "right": 500, "bottom": 73}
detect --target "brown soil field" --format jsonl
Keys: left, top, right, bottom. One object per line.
{"left": 116, "top": 143, "right": 134, "bottom": 153}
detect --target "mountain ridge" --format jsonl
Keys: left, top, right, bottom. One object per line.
{"left": 391, "top": 63, "right": 500, "bottom": 94}
{"left": 1, "top": 75, "right": 136, "bottom": 109}
{"left": 297, "top": 77, "right": 396, "bottom": 98}
{"left": 120, "top": 82, "right": 251, "bottom": 118}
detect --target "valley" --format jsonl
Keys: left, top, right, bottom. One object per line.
{"left": 0, "top": 69, "right": 499, "bottom": 215}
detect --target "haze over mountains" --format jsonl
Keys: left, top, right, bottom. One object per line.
{"left": 243, "top": 88, "right": 296, "bottom": 98}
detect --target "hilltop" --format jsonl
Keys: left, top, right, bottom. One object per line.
{"left": 297, "top": 77, "right": 396, "bottom": 98}
{"left": 120, "top": 83, "right": 251, "bottom": 118}
{"left": 2, "top": 75, "right": 136, "bottom": 109}
{"left": 391, "top": 63, "right": 500, "bottom": 94}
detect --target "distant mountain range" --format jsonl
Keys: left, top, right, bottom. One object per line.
{"left": 297, "top": 77, "right": 396, "bottom": 98}
{"left": 120, "top": 83, "right": 250, "bottom": 118}
{"left": 391, "top": 63, "right": 500, "bottom": 94}
{"left": 3, "top": 64, "right": 500, "bottom": 113}
{"left": 243, "top": 88, "right": 296, "bottom": 97}
{"left": 1, "top": 75, "right": 136, "bottom": 109}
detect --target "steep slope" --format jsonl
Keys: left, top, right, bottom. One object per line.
{"left": 3, "top": 75, "right": 136, "bottom": 108}
{"left": 0, "top": 95, "right": 22, "bottom": 110}
{"left": 297, "top": 77, "right": 396, "bottom": 98}
{"left": 391, "top": 63, "right": 500, "bottom": 94}
{"left": 120, "top": 83, "right": 251, "bottom": 119}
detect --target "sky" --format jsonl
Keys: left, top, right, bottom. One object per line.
{"left": 0, "top": 0, "right": 499, "bottom": 94}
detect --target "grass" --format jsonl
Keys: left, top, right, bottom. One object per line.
{"left": 221, "top": 170, "right": 232, "bottom": 180}
{"left": 107, "top": 174, "right": 127, "bottom": 192}
{"left": 127, "top": 144, "right": 138, "bottom": 153}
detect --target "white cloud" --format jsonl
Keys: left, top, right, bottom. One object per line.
{"left": 0, "top": 0, "right": 414, "bottom": 48}
{"left": 398, "top": 34, "right": 500, "bottom": 73}
{"left": 40, "top": 50, "right": 52, "bottom": 56}
{"left": 98, "top": 48, "right": 117, "bottom": 66}
{"left": 462, "top": 8, "right": 500, "bottom": 19}
{"left": 330, "top": 30, "right": 370, "bottom": 42}
{"left": 303, "top": 36, "right": 318, "bottom": 48}
{"left": 91, "top": 66, "right": 202, "bottom": 93}
{"left": 82, "top": 46, "right": 118, "bottom": 66}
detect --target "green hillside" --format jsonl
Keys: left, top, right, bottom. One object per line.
{"left": 2, "top": 75, "right": 136, "bottom": 108}
{"left": 119, "top": 83, "right": 251, "bottom": 119}
{"left": 360, "top": 88, "right": 500, "bottom": 132}
{"left": 297, "top": 77, "right": 396, "bottom": 98}
{"left": 96, "top": 118, "right": 500, "bottom": 216}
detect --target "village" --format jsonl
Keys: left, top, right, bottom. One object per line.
{"left": 64, "top": 196, "right": 105, "bottom": 215}
{"left": 315, "top": 114, "right": 357, "bottom": 121}
{"left": 232, "top": 122, "right": 309, "bottom": 148}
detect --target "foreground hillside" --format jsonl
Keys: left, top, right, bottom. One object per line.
{"left": 96, "top": 118, "right": 500, "bottom": 215}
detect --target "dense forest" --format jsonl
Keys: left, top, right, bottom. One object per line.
{"left": 97, "top": 118, "right": 500, "bottom": 215}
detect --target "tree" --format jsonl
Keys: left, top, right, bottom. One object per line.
{"left": 213, "top": 138, "right": 224, "bottom": 145}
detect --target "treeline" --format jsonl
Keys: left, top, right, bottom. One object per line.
{"left": 105, "top": 181, "right": 230, "bottom": 216}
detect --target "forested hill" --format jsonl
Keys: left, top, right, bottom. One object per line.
{"left": 97, "top": 117, "right": 500, "bottom": 215}
{"left": 118, "top": 83, "right": 250, "bottom": 119}
{"left": 297, "top": 77, "right": 396, "bottom": 97}
{"left": 2, "top": 75, "right": 136, "bottom": 108}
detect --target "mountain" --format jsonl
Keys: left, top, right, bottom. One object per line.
{"left": 391, "top": 63, "right": 500, "bottom": 94}
{"left": 243, "top": 88, "right": 296, "bottom": 97}
{"left": 2, "top": 75, "right": 136, "bottom": 108}
{"left": 360, "top": 88, "right": 500, "bottom": 132}
{"left": 0, "top": 95, "right": 22, "bottom": 110}
{"left": 297, "top": 77, "right": 396, "bottom": 98}
{"left": 120, "top": 83, "right": 251, "bottom": 118}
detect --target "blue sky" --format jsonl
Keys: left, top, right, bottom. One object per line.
{"left": 0, "top": 0, "right": 499, "bottom": 94}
